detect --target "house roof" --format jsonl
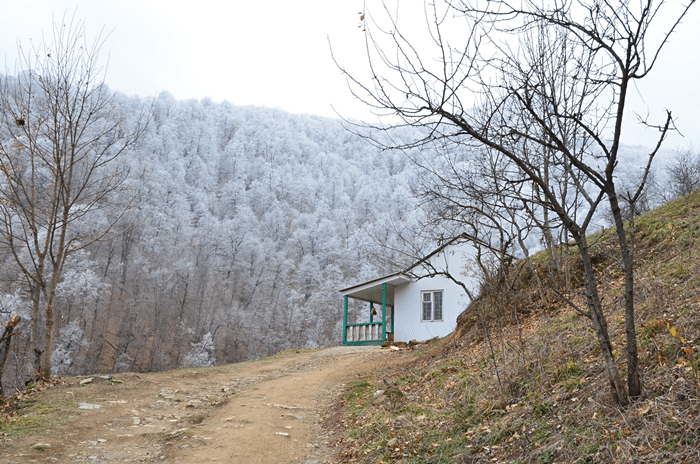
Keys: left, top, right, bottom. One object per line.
{"left": 339, "top": 272, "right": 412, "bottom": 306}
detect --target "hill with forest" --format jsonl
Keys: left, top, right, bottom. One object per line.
{"left": 0, "top": 92, "right": 433, "bottom": 391}
{"left": 329, "top": 188, "right": 700, "bottom": 464}
{"left": 0, "top": 85, "right": 691, "bottom": 396}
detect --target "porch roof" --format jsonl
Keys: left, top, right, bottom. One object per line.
{"left": 339, "top": 272, "right": 412, "bottom": 306}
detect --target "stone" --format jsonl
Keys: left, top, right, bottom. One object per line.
{"left": 79, "top": 403, "right": 102, "bottom": 410}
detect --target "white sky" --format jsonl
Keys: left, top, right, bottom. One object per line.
{"left": 1, "top": 0, "right": 698, "bottom": 149}
{"left": 0, "top": 0, "right": 370, "bottom": 119}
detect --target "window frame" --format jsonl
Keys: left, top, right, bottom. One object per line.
{"left": 420, "top": 290, "right": 443, "bottom": 322}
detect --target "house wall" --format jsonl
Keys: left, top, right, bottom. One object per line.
{"left": 393, "top": 244, "right": 475, "bottom": 342}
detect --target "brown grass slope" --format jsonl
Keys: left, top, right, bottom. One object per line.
{"left": 330, "top": 189, "right": 700, "bottom": 464}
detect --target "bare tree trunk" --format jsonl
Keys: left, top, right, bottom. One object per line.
{"left": 576, "top": 234, "right": 628, "bottom": 406}
{"left": 42, "top": 301, "right": 55, "bottom": 380}
{"left": 607, "top": 190, "right": 641, "bottom": 398}
{"left": 0, "top": 315, "right": 22, "bottom": 396}
{"left": 30, "top": 283, "right": 43, "bottom": 379}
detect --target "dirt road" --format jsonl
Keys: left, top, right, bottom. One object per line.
{"left": 2, "top": 346, "right": 409, "bottom": 464}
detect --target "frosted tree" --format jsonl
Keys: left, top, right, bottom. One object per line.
{"left": 666, "top": 148, "right": 700, "bottom": 200}
{"left": 50, "top": 320, "right": 88, "bottom": 376}
{"left": 182, "top": 332, "right": 215, "bottom": 368}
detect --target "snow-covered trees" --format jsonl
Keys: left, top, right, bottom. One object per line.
{"left": 0, "top": 86, "right": 427, "bottom": 390}
{"left": 182, "top": 333, "right": 215, "bottom": 368}
{"left": 666, "top": 148, "right": 700, "bottom": 200}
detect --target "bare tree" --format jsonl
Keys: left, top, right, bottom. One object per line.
{"left": 0, "top": 16, "right": 146, "bottom": 379}
{"left": 339, "top": 0, "right": 694, "bottom": 405}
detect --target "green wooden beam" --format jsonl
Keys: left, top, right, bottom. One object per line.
{"left": 343, "top": 295, "right": 348, "bottom": 345}
{"left": 382, "top": 283, "right": 387, "bottom": 342}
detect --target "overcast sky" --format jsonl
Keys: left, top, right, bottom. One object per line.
{"left": 1, "top": 0, "right": 698, "bottom": 149}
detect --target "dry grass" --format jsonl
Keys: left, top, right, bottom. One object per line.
{"left": 329, "top": 189, "right": 700, "bottom": 463}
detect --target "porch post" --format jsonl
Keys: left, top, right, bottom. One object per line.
{"left": 343, "top": 295, "right": 348, "bottom": 345}
{"left": 382, "top": 283, "right": 387, "bottom": 342}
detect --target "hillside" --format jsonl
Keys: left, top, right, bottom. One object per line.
{"left": 328, "top": 189, "right": 700, "bottom": 463}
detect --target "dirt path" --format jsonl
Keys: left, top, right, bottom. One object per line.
{"left": 1, "top": 346, "right": 409, "bottom": 464}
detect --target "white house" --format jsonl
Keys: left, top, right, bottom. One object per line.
{"left": 340, "top": 241, "right": 477, "bottom": 345}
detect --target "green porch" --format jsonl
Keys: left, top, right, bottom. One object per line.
{"left": 340, "top": 273, "right": 411, "bottom": 346}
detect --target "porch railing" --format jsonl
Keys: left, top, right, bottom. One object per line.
{"left": 344, "top": 322, "right": 384, "bottom": 345}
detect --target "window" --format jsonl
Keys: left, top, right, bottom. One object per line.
{"left": 421, "top": 290, "right": 443, "bottom": 321}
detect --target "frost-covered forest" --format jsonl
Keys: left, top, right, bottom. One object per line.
{"left": 0, "top": 83, "right": 689, "bottom": 392}
{"left": 0, "top": 90, "right": 426, "bottom": 388}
